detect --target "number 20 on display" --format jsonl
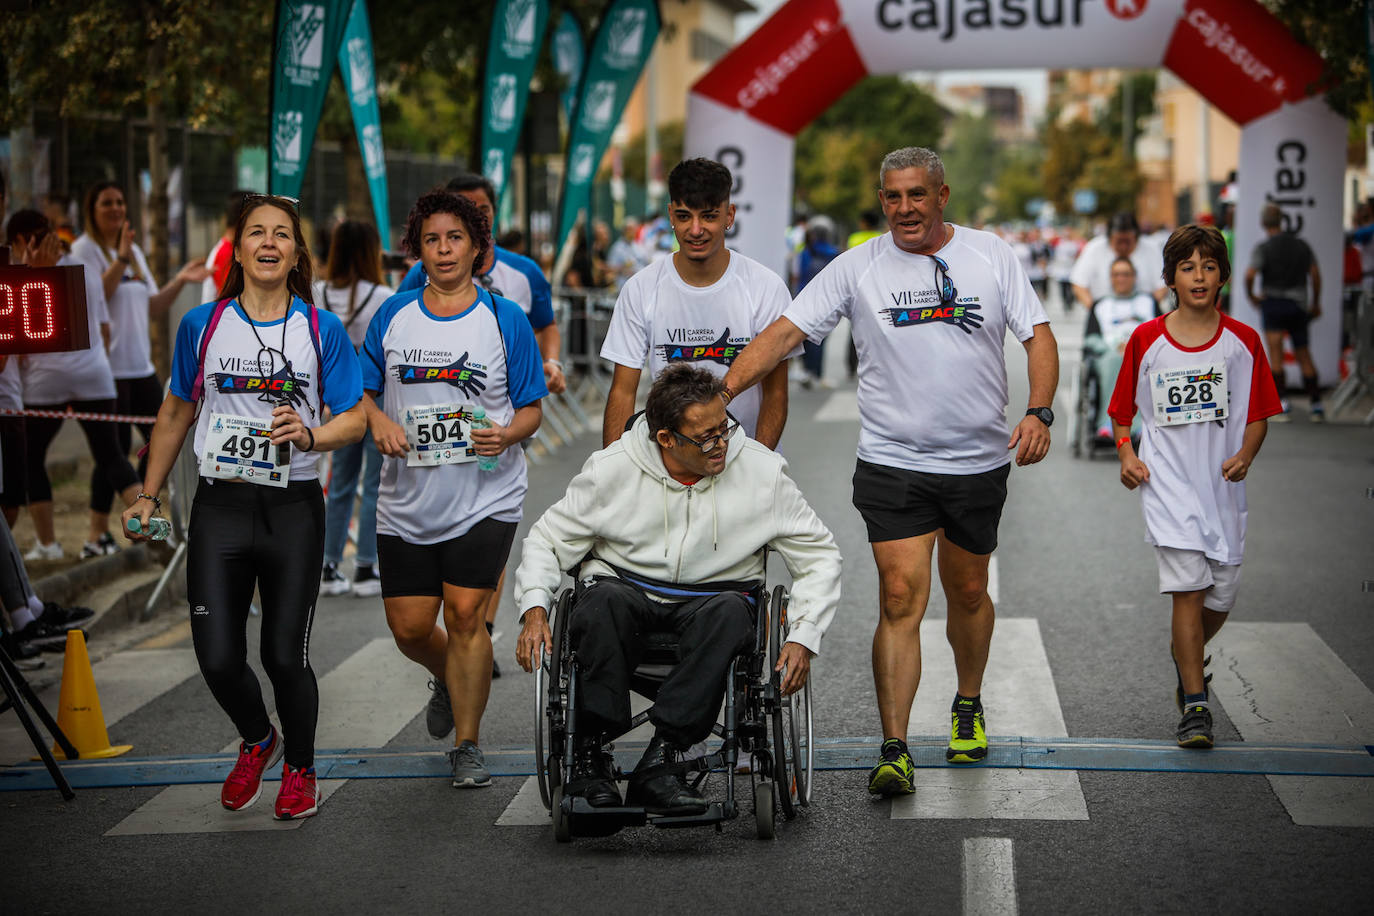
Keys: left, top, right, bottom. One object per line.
{"left": 0, "top": 264, "right": 90, "bottom": 355}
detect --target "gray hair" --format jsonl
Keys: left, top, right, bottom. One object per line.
{"left": 879, "top": 147, "right": 945, "bottom": 189}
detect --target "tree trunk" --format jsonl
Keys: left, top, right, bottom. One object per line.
{"left": 339, "top": 125, "right": 372, "bottom": 223}
{"left": 146, "top": 39, "right": 172, "bottom": 379}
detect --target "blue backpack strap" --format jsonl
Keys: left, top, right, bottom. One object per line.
{"left": 190, "top": 299, "right": 234, "bottom": 403}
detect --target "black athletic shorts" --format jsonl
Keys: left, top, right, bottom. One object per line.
{"left": 376, "top": 517, "right": 518, "bottom": 598}
{"left": 0, "top": 417, "right": 27, "bottom": 507}
{"left": 851, "top": 458, "right": 1010, "bottom": 555}
{"left": 1259, "top": 297, "right": 1310, "bottom": 349}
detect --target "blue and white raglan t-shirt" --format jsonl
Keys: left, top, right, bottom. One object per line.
{"left": 361, "top": 286, "right": 548, "bottom": 544}
{"left": 398, "top": 246, "right": 555, "bottom": 330}
{"left": 170, "top": 296, "right": 363, "bottom": 481}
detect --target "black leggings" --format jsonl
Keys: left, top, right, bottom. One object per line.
{"left": 187, "top": 477, "right": 325, "bottom": 769}
{"left": 24, "top": 399, "right": 140, "bottom": 508}
{"left": 92, "top": 374, "right": 161, "bottom": 513}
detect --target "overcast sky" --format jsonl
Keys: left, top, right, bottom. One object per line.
{"left": 733, "top": 0, "right": 1050, "bottom": 118}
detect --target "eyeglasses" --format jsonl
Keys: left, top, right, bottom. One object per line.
{"left": 243, "top": 193, "right": 301, "bottom": 213}
{"left": 671, "top": 420, "right": 740, "bottom": 454}
{"left": 931, "top": 255, "right": 957, "bottom": 306}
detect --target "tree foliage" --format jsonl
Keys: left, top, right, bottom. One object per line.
{"left": 793, "top": 76, "right": 945, "bottom": 223}
{"left": 941, "top": 112, "right": 1000, "bottom": 225}
{"left": 1263, "top": 0, "right": 1370, "bottom": 121}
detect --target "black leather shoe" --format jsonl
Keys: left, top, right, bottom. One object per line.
{"left": 625, "top": 736, "right": 706, "bottom": 815}
{"left": 568, "top": 739, "right": 621, "bottom": 808}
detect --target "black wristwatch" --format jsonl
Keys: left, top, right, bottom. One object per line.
{"left": 1026, "top": 407, "right": 1054, "bottom": 427}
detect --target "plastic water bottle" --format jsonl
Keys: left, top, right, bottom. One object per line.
{"left": 127, "top": 516, "right": 172, "bottom": 541}
{"left": 470, "top": 406, "right": 500, "bottom": 472}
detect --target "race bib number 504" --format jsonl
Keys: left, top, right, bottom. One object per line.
{"left": 405, "top": 404, "right": 477, "bottom": 468}
{"left": 199, "top": 413, "right": 290, "bottom": 487}
{"left": 1152, "top": 366, "right": 1228, "bottom": 426}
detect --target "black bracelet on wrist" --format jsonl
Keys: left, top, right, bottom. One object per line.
{"left": 304, "top": 427, "right": 316, "bottom": 452}
{"left": 136, "top": 492, "right": 161, "bottom": 511}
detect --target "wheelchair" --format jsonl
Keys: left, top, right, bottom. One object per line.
{"left": 532, "top": 564, "right": 814, "bottom": 842}
{"left": 1069, "top": 345, "right": 1139, "bottom": 459}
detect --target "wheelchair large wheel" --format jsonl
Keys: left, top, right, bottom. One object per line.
{"left": 768, "top": 585, "right": 798, "bottom": 821}
{"left": 535, "top": 588, "right": 573, "bottom": 811}
{"left": 787, "top": 680, "right": 814, "bottom": 807}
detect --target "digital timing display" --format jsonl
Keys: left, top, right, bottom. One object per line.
{"left": 0, "top": 264, "right": 90, "bottom": 355}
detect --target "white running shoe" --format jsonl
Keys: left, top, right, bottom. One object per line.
{"left": 24, "top": 540, "right": 63, "bottom": 561}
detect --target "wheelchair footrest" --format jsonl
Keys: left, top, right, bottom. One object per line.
{"left": 649, "top": 802, "right": 727, "bottom": 829}
{"left": 563, "top": 796, "right": 730, "bottom": 833}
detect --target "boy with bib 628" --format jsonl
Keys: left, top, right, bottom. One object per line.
{"left": 1108, "top": 225, "right": 1282, "bottom": 750}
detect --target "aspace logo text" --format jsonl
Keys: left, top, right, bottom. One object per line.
{"left": 876, "top": 0, "right": 1096, "bottom": 42}
{"left": 655, "top": 328, "right": 747, "bottom": 366}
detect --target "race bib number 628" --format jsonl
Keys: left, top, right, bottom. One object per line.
{"left": 1152, "top": 366, "right": 1227, "bottom": 426}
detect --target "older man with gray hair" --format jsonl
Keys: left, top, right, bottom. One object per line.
{"left": 723, "top": 146, "right": 1058, "bottom": 798}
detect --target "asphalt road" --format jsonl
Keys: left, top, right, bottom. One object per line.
{"left": 3, "top": 301, "right": 1372, "bottom": 914}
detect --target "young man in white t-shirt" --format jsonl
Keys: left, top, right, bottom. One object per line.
{"left": 1070, "top": 212, "right": 1168, "bottom": 310}
{"left": 1084, "top": 256, "right": 1159, "bottom": 440}
{"left": 1109, "top": 224, "right": 1282, "bottom": 750}
{"left": 723, "top": 147, "right": 1059, "bottom": 796}
{"left": 600, "top": 158, "right": 792, "bottom": 449}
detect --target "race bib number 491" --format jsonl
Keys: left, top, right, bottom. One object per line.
{"left": 405, "top": 404, "right": 477, "bottom": 468}
{"left": 199, "top": 413, "right": 290, "bottom": 487}
{"left": 1152, "top": 366, "right": 1227, "bottom": 426}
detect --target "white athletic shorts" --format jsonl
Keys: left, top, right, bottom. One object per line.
{"left": 1155, "top": 546, "right": 1241, "bottom": 613}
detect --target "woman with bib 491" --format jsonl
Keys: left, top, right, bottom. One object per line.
{"left": 360, "top": 189, "right": 546, "bottom": 789}
{"left": 123, "top": 196, "right": 365, "bottom": 820}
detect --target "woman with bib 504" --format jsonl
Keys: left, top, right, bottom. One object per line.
{"left": 360, "top": 189, "right": 546, "bottom": 790}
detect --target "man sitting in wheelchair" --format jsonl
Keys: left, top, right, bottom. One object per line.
{"left": 1085, "top": 256, "right": 1160, "bottom": 441}
{"left": 514, "top": 365, "right": 841, "bottom": 815}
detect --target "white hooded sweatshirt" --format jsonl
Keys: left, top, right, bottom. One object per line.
{"left": 514, "top": 414, "right": 842, "bottom": 654}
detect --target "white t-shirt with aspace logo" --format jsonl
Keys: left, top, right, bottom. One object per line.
{"left": 1107, "top": 314, "right": 1283, "bottom": 565}
{"left": 600, "top": 251, "right": 794, "bottom": 438}
{"left": 784, "top": 227, "right": 1048, "bottom": 474}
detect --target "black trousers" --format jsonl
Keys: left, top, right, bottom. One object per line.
{"left": 186, "top": 478, "right": 324, "bottom": 769}
{"left": 569, "top": 578, "right": 754, "bottom": 749}
{"left": 24, "top": 398, "right": 139, "bottom": 508}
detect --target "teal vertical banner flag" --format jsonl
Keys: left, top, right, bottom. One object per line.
{"left": 552, "top": 11, "right": 586, "bottom": 123}
{"left": 269, "top": 0, "right": 352, "bottom": 198}
{"left": 338, "top": 0, "right": 391, "bottom": 245}
{"left": 556, "top": 0, "right": 660, "bottom": 248}
{"left": 479, "top": 0, "right": 552, "bottom": 213}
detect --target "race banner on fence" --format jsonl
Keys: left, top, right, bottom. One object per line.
{"left": 553, "top": 10, "right": 587, "bottom": 123}
{"left": 338, "top": 0, "right": 391, "bottom": 245}
{"left": 269, "top": 0, "right": 353, "bottom": 198}
{"left": 556, "top": 0, "right": 660, "bottom": 248}
{"left": 480, "top": 0, "right": 552, "bottom": 212}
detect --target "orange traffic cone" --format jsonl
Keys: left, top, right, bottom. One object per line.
{"left": 47, "top": 629, "right": 132, "bottom": 759}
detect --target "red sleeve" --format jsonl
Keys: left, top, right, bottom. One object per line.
{"left": 211, "top": 238, "right": 234, "bottom": 290}
{"left": 1107, "top": 318, "right": 1162, "bottom": 425}
{"left": 1228, "top": 316, "right": 1283, "bottom": 422}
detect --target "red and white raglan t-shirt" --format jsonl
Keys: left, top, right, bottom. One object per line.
{"left": 1108, "top": 314, "right": 1282, "bottom": 565}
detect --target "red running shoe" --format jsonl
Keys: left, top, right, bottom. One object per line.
{"left": 220, "top": 727, "right": 282, "bottom": 811}
{"left": 274, "top": 764, "right": 321, "bottom": 820}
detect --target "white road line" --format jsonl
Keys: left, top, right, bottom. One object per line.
{"left": 0, "top": 648, "right": 201, "bottom": 765}
{"left": 987, "top": 554, "right": 999, "bottom": 605}
{"left": 963, "top": 837, "right": 1018, "bottom": 916}
{"left": 813, "top": 390, "right": 859, "bottom": 422}
{"left": 107, "top": 638, "right": 420, "bottom": 836}
{"left": 1210, "top": 622, "right": 1374, "bottom": 827}
{"left": 497, "top": 776, "right": 551, "bottom": 826}
{"left": 893, "top": 618, "right": 1087, "bottom": 821}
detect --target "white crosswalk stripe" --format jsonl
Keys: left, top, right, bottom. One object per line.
{"left": 106, "top": 638, "right": 419, "bottom": 835}
{"left": 892, "top": 618, "right": 1089, "bottom": 821}
{"left": 1209, "top": 622, "right": 1374, "bottom": 827}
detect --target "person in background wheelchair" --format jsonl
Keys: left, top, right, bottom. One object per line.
{"left": 1083, "top": 257, "right": 1160, "bottom": 442}
{"left": 514, "top": 365, "right": 841, "bottom": 815}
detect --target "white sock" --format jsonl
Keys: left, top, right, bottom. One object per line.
{"left": 10, "top": 605, "right": 36, "bottom": 629}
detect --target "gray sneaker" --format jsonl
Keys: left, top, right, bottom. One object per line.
{"left": 448, "top": 740, "right": 491, "bottom": 788}
{"left": 425, "top": 679, "right": 454, "bottom": 739}
{"left": 1176, "top": 705, "right": 1214, "bottom": 749}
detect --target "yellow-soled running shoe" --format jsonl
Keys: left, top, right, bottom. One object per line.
{"left": 946, "top": 697, "right": 988, "bottom": 763}
{"left": 868, "top": 738, "right": 915, "bottom": 796}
